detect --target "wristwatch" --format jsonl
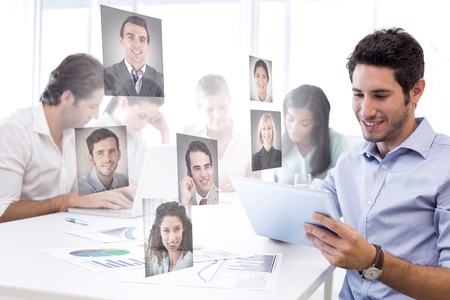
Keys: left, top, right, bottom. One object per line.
{"left": 360, "top": 244, "right": 384, "bottom": 280}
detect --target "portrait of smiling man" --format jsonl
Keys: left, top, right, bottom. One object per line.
{"left": 177, "top": 135, "right": 219, "bottom": 206}
{"left": 101, "top": 5, "right": 164, "bottom": 97}
{"left": 77, "top": 127, "right": 129, "bottom": 196}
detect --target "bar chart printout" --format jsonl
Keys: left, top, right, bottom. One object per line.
{"left": 226, "top": 255, "right": 276, "bottom": 273}
{"left": 136, "top": 253, "right": 283, "bottom": 291}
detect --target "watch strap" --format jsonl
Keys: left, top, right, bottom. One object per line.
{"left": 359, "top": 244, "right": 384, "bottom": 278}
{"left": 372, "top": 244, "right": 384, "bottom": 270}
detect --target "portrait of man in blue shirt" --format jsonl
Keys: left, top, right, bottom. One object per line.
{"left": 303, "top": 27, "right": 450, "bottom": 299}
{"left": 78, "top": 127, "right": 129, "bottom": 196}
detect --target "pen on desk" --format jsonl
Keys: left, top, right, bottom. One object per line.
{"left": 65, "top": 217, "right": 89, "bottom": 226}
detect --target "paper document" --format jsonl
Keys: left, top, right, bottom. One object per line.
{"left": 66, "top": 226, "right": 142, "bottom": 243}
{"left": 123, "top": 252, "right": 283, "bottom": 291}
{"left": 41, "top": 241, "right": 145, "bottom": 273}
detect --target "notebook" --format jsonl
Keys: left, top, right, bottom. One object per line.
{"left": 69, "top": 145, "right": 178, "bottom": 218}
{"left": 230, "top": 176, "right": 341, "bottom": 246}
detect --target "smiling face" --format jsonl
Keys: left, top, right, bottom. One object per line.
{"left": 254, "top": 66, "right": 268, "bottom": 97}
{"left": 261, "top": 119, "right": 273, "bottom": 147}
{"left": 189, "top": 150, "right": 213, "bottom": 197}
{"left": 285, "top": 107, "right": 317, "bottom": 145}
{"left": 120, "top": 22, "right": 150, "bottom": 70}
{"left": 89, "top": 136, "right": 121, "bottom": 179}
{"left": 352, "top": 64, "right": 419, "bottom": 153}
{"left": 160, "top": 215, "right": 183, "bottom": 253}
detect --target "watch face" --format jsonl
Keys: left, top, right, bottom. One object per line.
{"left": 364, "top": 267, "right": 382, "bottom": 280}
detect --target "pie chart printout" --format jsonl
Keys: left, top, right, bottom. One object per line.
{"left": 70, "top": 248, "right": 130, "bottom": 257}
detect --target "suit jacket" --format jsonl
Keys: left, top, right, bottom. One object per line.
{"left": 191, "top": 183, "right": 219, "bottom": 205}
{"left": 252, "top": 146, "right": 282, "bottom": 171}
{"left": 104, "top": 59, "right": 164, "bottom": 97}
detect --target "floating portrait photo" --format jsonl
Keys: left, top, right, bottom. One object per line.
{"left": 250, "top": 110, "right": 282, "bottom": 171}
{"left": 100, "top": 5, "right": 165, "bottom": 98}
{"left": 249, "top": 55, "right": 273, "bottom": 103}
{"left": 176, "top": 133, "right": 219, "bottom": 206}
{"left": 75, "top": 126, "right": 129, "bottom": 196}
{"left": 143, "top": 198, "right": 193, "bottom": 277}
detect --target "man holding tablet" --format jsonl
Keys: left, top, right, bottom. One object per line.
{"left": 303, "top": 28, "right": 450, "bottom": 299}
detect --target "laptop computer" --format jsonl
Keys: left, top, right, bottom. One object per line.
{"left": 69, "top": 145, "right": 178, "bottom": 218}
{"left": 230, "top": 176, "right": 341, "bottom": 247}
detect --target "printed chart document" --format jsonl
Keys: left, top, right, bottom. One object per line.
{"left": 41, "top": 241, "right": 145, "bottom": 272}
{"left": 123, "top": 251, "right": 283, "bottom": 291}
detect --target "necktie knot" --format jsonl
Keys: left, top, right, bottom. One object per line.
{"left": 199, "top": 198, "right": 207, "bottom": 205}
{"left": 132, "top": 70, "right": 143, "bottom": 93}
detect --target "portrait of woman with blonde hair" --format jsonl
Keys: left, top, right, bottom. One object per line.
{"left": 251, "top": 113, "right": 282, "bottom": 171}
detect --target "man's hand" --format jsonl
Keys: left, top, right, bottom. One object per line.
{"left": 179, "top": 173, "right": 194, "bottom": 205}
{"left": 303, "top": 213, "right": 376, "bottom": 271}
{"left": 68, "top": 188, "right": 134, "bottom": 210}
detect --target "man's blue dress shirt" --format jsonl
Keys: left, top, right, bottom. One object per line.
{"left": 312, "top": 118, "right": 450, "bottom": 299}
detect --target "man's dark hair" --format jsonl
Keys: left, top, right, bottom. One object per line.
{"left": 86, "top": 128, "right": 120, "bottom": 156}
{"left": 346, "top": 27, "right": 424, "bottom": 99}
{"left": 185, "top": 140, "right": 213, "bottom": 175}
{"left": 120, "top": 15, "right": 150, "bottom": 44}
{"left": 40, "top": 53, "right": 104, "bottom": 105}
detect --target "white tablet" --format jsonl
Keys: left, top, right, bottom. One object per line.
{"left": 231, "top": 176, "right": 340, "bottom": 247}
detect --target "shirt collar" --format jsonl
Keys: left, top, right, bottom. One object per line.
{"left": 123, "top": 59, "right": 146, "bottom": 75}
{"left": 195, "top": 185, "right": 212, "bottom": 200}
{"left": 32, "top": 103, "right": 74, "bottom": 142}
{"left": 89, "top": 168, "right": 120, "bottom": 192}
{"left": 32, "top": 103, "right": 51, "bottom": 136}
{"left": 361, "top": 117, "right": 435, "bottom": 160}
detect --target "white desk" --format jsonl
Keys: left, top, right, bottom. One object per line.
{"left": 0, "top": 194, "right": 335, "bottom": 300}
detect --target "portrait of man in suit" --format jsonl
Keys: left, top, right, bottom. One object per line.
{"left": 101, "top": 5, "right": 164, "bottom": 97}
{"left": 177, "top": 134, "right": 219, "bottom": 206}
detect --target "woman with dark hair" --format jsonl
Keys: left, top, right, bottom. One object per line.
{"left": 146, "top": 201, "right": 193, "bottom": 276}
{"left": 91, "top": 96, "right": 169, "bottom": 181}
{"left": 252, "top": 59, "right": 272, "bottom": 102}
{"left": 276, "top": 84, "right": 347, "bottom": 184}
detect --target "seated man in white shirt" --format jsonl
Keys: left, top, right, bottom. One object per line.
{"left": 78, "top": 127, "right": 129, "bottom": 196}
{"left": 0, "top": 53, "right": 133, "bottom": 223}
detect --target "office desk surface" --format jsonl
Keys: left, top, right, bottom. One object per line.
{"left": 0, "top": 194, "right": 334, "bottom": 300}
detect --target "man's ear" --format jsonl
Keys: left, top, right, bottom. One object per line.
{"left": 88, "top": 154, "right": 94, "bottom": 165}
{"left": 411, "top": 78, "right": 425, "bottom": 106}
{"left": 118, "top": 149, "right": 122, "bottom": 161}
{"left": 60, "top": 90, "right": 75, "bottom": 107}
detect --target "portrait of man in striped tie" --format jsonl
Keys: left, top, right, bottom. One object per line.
{"left": 101, "top": 5, "right": 164, "bottom": 98}
{"left": 177, "top": 134, "right": 219, "bottom": 206}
